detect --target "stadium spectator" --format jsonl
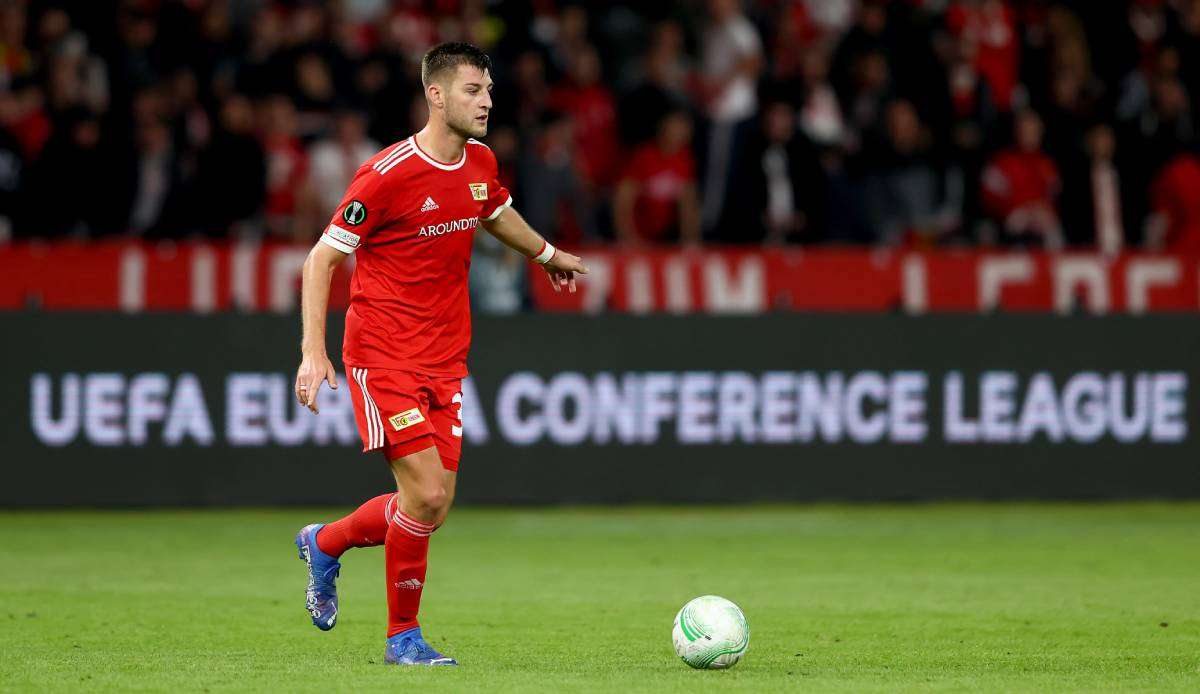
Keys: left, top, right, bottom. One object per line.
{"left": 470, "top": 230, "right": 525, "bottom": 315}
{"left": 817, "top": 141, "right": 872, "bottom": 244}
{"left": 2, "top": 0, "right": 1200, "bottom": 253}
{"left": 489, "top": 125, "right": 521, "bottom": 200}
{"left": 945, "top": 0, "right": 1020, "bottom": 111}
{"left": 769, "top": 2, "right": 821, "bottom": 87}
{"left": 544, "top": 4, "right": 592, "bottom": 78}
{"left": 920, "top": 32, "right": 999, "bottom": 240}
{"left": 127, "top": 117, "right": 180, "bottom": 236}
{"left": 742, "top": 101, "right": 826, "bottom": 244}
{"left": 794, "top": 47, "right": 847, "bottom": 149}
{"left": 492, "top": 49, "right": 550, "bottom": 133}
{"left": 259, "top": 94, "right": 308, "bottom": 239}
{"left": 1170, "top": 0, "right": 1200, "bottom": 113}
{"left": 830, "top": 0, "right": 894, "bottom": 113}
{"left": 618, "top": 21, "right": 690, "bottom": 147}
{"left": 235, "top": 6, "right": 290, "bottom": 99}
{"left": 0, "top": 2, "right": 33, "bottom": 86}
{"left": 356, "top": 54, "right": 416, "bottom": 146}
{"left": 304, "top": 109, "right": 380, "bottom": 218}
{"left": 981, "top": 109, "right": 1063, "bottom": 248}
{"left": 840, "top": 49, "right": 894, "bottom": 152}
{"left": 862, "top": 99, "right": 961, "bottom": 246}
{"left": 191, "top": 94, "right": 265, "bottom": 237}
{"left": 697, "top": 0, "right": 763, "bottom": 238}
{"left": 22, "top": 108, "right": 122, "bottom": 237}
{"left": 548, "top": 44, "right": 620, "bottom": 189}
{"left": 0, "top": 121, "right": 19, "bottom": 239}
{"left": 1140, "top": 75, "right": 1195, "bottom": 169}
{"left": 291, "top": 52, "right": 338, "bottom": 138}
{"left": 1037, "top": 13, "right": 1106, "bottom": 166}
{"left": 1146, "top": 150, "right": 1200, "bottom": 252}
{"left": 614, "top": 109, "right": 700, "bottom": 245}
{"left": 1059, "top": 123, "right": 1128, "bottom": 254}
{"left": 519, "top": 111, "right": 595, "bottom": 244}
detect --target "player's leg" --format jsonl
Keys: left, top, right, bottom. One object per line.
{"left": 426, "top": 377, "right": 465, "bottom": 529}
{"left": 313, "top": 492, "right": 396, "bottom": 555}
{"left": 294, "top": 366, "right": 396, "bottom": 631}
{"left": 382, "top": 442, "right": 457, "bottom": 666}
{"left": 311, "top": 469, "right": 452, "bottom": 554}
{"left": 296, "top": 493, "right": 398, "bottom": 630}
{"left": 294, "top": 519, "right": 343, "bottom": 631}
{"left": 436, "top": 471, "right": 456, "bottom": 527}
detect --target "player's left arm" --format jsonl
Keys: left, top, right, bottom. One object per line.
{"left": 481, "top": 206, "right": 589, "bottom": 293}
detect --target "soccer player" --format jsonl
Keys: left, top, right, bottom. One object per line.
{"left": 290, "top": 42, "right": 587, "bottom": 666}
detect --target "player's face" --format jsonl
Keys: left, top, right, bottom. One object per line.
{"left": 442, "top": 65, "right": 494, "bottom": 139}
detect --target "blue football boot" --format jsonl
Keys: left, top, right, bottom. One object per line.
{"left": 384, "top": 627, "right": 458, "bottom": 666}
{"left": 295, "top": 523, "right": 340, "bottom": 631}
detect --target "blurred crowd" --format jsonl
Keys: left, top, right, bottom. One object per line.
{"left": 4, "top": 0, "right": 1200, "bottom": 254}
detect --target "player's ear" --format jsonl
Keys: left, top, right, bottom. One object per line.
{"left": 427, "top": 82, "right": 443, "bottom": 110}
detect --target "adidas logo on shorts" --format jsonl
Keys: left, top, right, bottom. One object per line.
{"left": 420, "top": 196, "right": 439, "bottom": 212}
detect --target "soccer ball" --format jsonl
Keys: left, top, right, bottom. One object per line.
{"left": 672, "top": 595, "right": 750, "bottom": 669}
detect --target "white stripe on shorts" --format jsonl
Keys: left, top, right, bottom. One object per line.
{"left": 353, "top": 367, "right": 384, "bottom": 450}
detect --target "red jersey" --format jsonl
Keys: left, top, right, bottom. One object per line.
{"left": 321, "top": 135, "right": 512, "bottom": 377}
{"left": 621, "top": 143, "right": 695, "bottom": 241}
{"left": 947, "top": 1, "right": 1018, "bottom": 111}
{"left": 981, "top": 149, "right": 1059, "bottom": 219}
{"left": 548, "top": 83, "right": 621, "bottom": 187}
{"left": 1151, "top": 154, "right": 1200, "bottom": 252}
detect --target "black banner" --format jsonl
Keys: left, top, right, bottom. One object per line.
{"left": 2, "top": 313, "right": 1198, "bottom": 506}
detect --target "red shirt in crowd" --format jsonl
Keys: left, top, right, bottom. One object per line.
{"left": 263, "top": 134, "right": 308, "bottom": 218}
{"left": 548, "top": 83, "right": 620, "bottom": 187}
{"left": 981, "top": 149, "right": 1060, "bottom": 219}
{"left": 320, "top": 135, "right": 512, "bottom": 377}
{"left": 946, "top": 0, "right": 1019, "bottom": 110}
{"left": 620, "top": 143, "right": 695, "bottom": 241}
{"left": 1150, "top": 153, "right": 1200, "bottom": 252}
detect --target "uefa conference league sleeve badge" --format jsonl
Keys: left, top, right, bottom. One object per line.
{"left": 343, "top": 200, "right": 367, "bottom": 226}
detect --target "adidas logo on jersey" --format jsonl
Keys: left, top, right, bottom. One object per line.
{"left": 420, "top": 196, "right": 439, "bottom": 212}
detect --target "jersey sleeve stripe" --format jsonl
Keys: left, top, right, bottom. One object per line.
{"left": 484, "top": 194, "right": 513, "bottom": 221}
{"left": 373, "top": 146, "right": 408, "bottom": 172}
{"left": 374, "top": 142, "right": 414, "bottom": 172}
{"left": 377, "top": 150, "right": 416, "bottom": 175}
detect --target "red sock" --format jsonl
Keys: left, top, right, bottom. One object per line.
{"left": 316, "top": 493, "right": 397, "bottom": 557}
{"left": 385, "top": 509, "right": 436, "bottom": 637}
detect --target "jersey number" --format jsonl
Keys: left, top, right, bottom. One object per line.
{"left": 451, "top": 392, "right": 463, "bottom": 438}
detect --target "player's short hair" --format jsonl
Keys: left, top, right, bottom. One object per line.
{"left": 420, "top": 42, "right": 493, "bottom": 88}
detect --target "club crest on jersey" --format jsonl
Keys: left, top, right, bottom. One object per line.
{"left": 342, "top": 200, "right": 367, "bottom": 226}
{"left": 469, "top": 183, "right": 488, "bottom": 201}
{"left": 389, "top": 408, "right": 426, "bottom": 431}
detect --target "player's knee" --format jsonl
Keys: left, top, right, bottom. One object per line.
{"left": 409, "top": 484, "right": 448, "bottom": 520}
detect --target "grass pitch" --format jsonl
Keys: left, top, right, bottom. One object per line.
{"left": 1, "top": 504, "right": 1198, "bottom": 692}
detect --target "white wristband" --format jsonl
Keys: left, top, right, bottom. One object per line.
{"left": 532, "top": 240, "right": 556, "bottom": 264}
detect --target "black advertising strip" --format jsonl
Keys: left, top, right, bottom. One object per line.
{"left": 1, "top": 313, "right": 1198, "bottom": 506}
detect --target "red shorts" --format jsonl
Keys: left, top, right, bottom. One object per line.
{"left": 345, "top": 366, "right": 464, "bottom": 471}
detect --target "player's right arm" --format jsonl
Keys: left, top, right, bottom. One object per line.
{"left": 296, "top": 163, "right": 388, "bottom": 413}
{"left": 296, "top": 241, "right": 348, "bottom": 413}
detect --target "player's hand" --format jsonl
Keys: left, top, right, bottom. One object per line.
{"left": 543, "top": 250, "right": 589, "bottom": 294}
{"left": 296, "top": 352, "right": 338, "bottom": 414}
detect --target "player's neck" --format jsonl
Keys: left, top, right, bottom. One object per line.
{"left": 415, "top": 122, "right": 467, "bottom": 165}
